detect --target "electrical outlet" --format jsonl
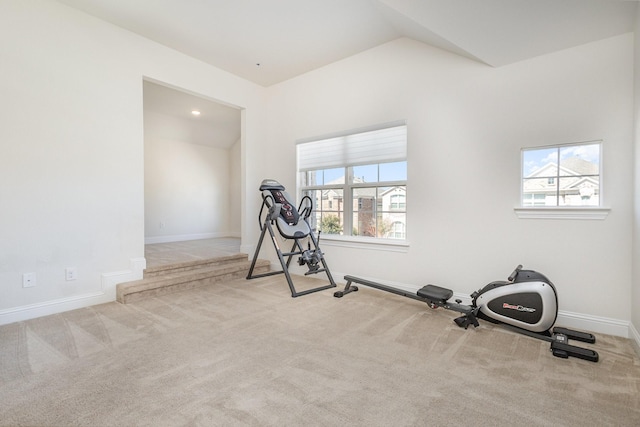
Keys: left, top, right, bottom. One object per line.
{"left": 65, "top": 267, "right": 77, "bottom": 281}
{"left": 23, "top": 272, "right": 36, "bottom": 288}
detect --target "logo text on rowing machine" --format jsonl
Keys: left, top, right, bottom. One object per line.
{"left": 502, "top": 302, "right": 536, "bottom": 313}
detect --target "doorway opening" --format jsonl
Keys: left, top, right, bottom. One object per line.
{"left": 142, "top": 79, "right": 242, "bottom": 266}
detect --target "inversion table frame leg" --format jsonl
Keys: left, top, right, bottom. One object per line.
{"left": 246, "top": 220, "right": 336, "bottom": 297}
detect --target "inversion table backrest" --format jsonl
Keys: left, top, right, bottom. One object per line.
{"left": 259, "top": 179, "right": 311, "bottom": 239}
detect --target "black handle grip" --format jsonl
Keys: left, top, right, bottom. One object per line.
{"left": 508, "top": 264, "right": 523, "bottom": 282}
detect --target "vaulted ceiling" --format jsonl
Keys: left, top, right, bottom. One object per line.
{"left": 56, "top": 0, "right": 638, "bottom": 149}
{"left": 55, "top": 0, "right": 638, "bottom": 87}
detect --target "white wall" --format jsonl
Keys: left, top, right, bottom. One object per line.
{"left": 265, "top": 36, "right": 635, "bottom": 333}
{"left": 0, "top": 0, "right": 636, "bottom": 339}
{"left": 144, "top": 138, "right": 230, "bottom": 242}
{"left": 144, "top": 111, "right": 237, "bottom": 243}
{"left": 0, "top": 0, "right": 265, "bottom": 323}
{"left": 229, "top": 139, "right": 242, "bottom": 236}
{"left": 632, "top": 9, "right": 640, "bottom": 350}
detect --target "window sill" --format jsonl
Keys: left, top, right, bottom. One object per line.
{"left": 319, "top": 235, "right": 410, "bottom": 252}
{"left": 513, "top": 207, "right": 610, "bottom": 220}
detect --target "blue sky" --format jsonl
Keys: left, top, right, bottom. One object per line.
{"left": 317, "top": 161, "right": 407, "bottom": 184}
{"left": 522, "top": 143, "right": 600, "bottom": 176}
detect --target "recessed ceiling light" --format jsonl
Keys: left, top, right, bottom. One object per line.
{"left": 191, "top": 110, "right": 201, "bottom": 116}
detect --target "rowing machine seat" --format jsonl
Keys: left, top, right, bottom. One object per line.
{"left": 417, "top": 284, "right": 453, "bottom": 304}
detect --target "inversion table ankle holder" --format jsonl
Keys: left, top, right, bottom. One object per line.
{"left": 246, "top": 179, "right": 337, "bottom": 297}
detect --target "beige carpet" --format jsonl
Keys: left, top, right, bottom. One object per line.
{"left": 1, "top": 275, "right": 639, "bottom": 426}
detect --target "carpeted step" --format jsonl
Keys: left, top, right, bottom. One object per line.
{"left": 116, "top": 257, "right": 270, "bottom": 304}
{"left": 143, "top": 253, "right": 250, "bottom": 278}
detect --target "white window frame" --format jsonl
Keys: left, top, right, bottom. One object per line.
{"left": 297, "top": 122, "right": 409, "bottom": 250}
{"left": 515, "top": 140, "right": 609, "bottom": 220}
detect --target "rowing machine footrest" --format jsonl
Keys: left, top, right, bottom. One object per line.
{"left": 550, "top": 334, "right": 599, "bottom": 362}
{"left": 553, "top": 327, "right": 596, "bottom": 344}
{"left": 417, "top": 284, "right": 453, "bottom": 304}
{"left": 552, "top": 348, "right": 569, "bottom": 358}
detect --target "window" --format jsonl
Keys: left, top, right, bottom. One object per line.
{"left": 390, "top": 194, "right": 406, "bottom": 209}
{"left": 297, "top": 123, "right": 407, "bottom": 240}
{"left": 390, "top": 221, "right": 406, "bottom": 239}
{"left": 521, "top": 141, "right": 601, "bottom": 207}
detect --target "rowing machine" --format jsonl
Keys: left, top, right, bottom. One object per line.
{"left": 334, "top": 265, "right": 599, "bottom": 362}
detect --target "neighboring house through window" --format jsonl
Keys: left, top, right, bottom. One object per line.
{"left": 297, "top": 123, "right": 407, "bottom": 240}
{"left": 522, "top": 142, "right": 601, "bottom": 207}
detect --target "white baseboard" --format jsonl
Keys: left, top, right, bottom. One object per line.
{"left": 100, "top": 257, "right": 146, "bottom": 300}
{"left": 555, "top": 310, "right": 630, "bottom": 338}
{"left": 145, "top": 232, "right": 239, "bottom": 245}
{"left": 629, "top": 322, "right": 640, "bottom": 357}
{"left": 0, "top": 258, "right": 145, "bottom": 326}
{"left": 0, "top": 291, "right": 112, "bottom": 326}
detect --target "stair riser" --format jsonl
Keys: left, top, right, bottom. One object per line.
{"left": 144, "top": 255, "right": 248, "bottom": 278}
{"left": 145, "top": 262, "right": 246, "bottom": 278}
{"left": 118, "top": 265, "right": 270, "bottom": 304}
